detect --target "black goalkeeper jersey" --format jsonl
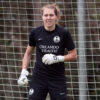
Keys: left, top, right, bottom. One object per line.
{"left": 29, "top": 25, "right": 75, "bottom": 80}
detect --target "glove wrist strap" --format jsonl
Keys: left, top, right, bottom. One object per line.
{"left": 57, "top": 56, "right": 64, "bottom": 62}
{"left": 21, "top": 69, "right": 29, "bottom": 76}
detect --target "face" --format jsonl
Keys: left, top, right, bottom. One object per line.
{"left": 42, "top": 8, "right": 57, "bottom": 30}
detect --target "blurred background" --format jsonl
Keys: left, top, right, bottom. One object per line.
{"left": 0, "top": 0, "right": 100, "bottom": 100}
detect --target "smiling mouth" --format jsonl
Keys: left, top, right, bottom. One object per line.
{"left": 46, "top": 21, "right": 53, "bottom": 24}
{"left": 47, "top": 20, "right": 51, "bottom": 22}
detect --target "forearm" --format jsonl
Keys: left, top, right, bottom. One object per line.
{"left": 22, "top": 53, "right": 31, "bottom": 69}
{"left": 64, "top": 53, "right": 77, "bottom": 62}
{"left": 64, "top": 49, "right": 77, "bottom": 62}
{"left": 22, "top": 45, "right": 34, "bottom": 69}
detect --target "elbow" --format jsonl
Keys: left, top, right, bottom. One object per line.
{"left": 74, "top": 54, "right": 78, "bottom": 60}
{"left": 73, "top": 53, "right": 78, "bottom": 61}
{"left": 73, "top": 49, "right": 78, "bottom": 60}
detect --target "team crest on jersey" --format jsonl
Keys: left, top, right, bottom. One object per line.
{"left": 29, "top": 88, "right": 34, "bottom": 95}
{"left": 53, "top": 36, "right": 60, "bottom": 43}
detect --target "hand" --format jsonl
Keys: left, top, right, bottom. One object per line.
{"left": 17, "top": 69, "right": 29, "bottom": 86}
{"left": 42, "top": 54, "right": 64, "bottom": 65}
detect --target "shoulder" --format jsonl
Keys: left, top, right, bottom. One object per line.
{"left": 57, "top": 25, "right": 70, "bottom": 35}
{"left": 57, "top": 25, "right": 68, "bottom": 32}
{"left": 31, "top": 26, "right": 43, "bottom": 34}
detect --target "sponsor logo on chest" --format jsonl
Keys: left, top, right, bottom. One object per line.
{"left": 38, "top": 36, "right": 61, "bottom": 53}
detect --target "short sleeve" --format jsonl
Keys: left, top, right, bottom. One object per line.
{"left": 29, "top": 31, "right": 36, "bottom": 46}
{"left": 64, "top": 30, "right": 75, "bottom": 51}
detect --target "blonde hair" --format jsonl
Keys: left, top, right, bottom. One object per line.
{"left": 41, "top": 3, "right": 61, "bottom": 24}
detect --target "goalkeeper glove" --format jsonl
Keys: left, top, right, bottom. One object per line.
{"left": 42, "top": 54, "right": 64, "bottom": 65}
{"left": 17, "top": 69, "right": 29, "bottom": 86}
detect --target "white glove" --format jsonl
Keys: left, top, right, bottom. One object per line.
{"left": 42, "top": 54, "right": 64, "bottom": 65}
{"left": 17, "top": 69, "right": 29, "bottom": 86}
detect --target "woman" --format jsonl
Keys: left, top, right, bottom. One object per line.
{"left": 18, "top": 3, "right": 77, "bottom": 100}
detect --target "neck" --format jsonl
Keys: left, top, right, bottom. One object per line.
{"left": 44, "top": 25, "right": 56, "bottom": 31}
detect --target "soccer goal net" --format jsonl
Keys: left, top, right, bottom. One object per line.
{"left": 0, "top": 0, "right": 100, "bottom": 100}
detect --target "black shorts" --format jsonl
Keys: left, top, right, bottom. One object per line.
{"left": 28, "top": 77, "right": 67, "bottom": 100}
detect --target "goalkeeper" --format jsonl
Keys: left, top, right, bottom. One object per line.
{"left": 18, "top": 3, "right": 77, "bottom": 100}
